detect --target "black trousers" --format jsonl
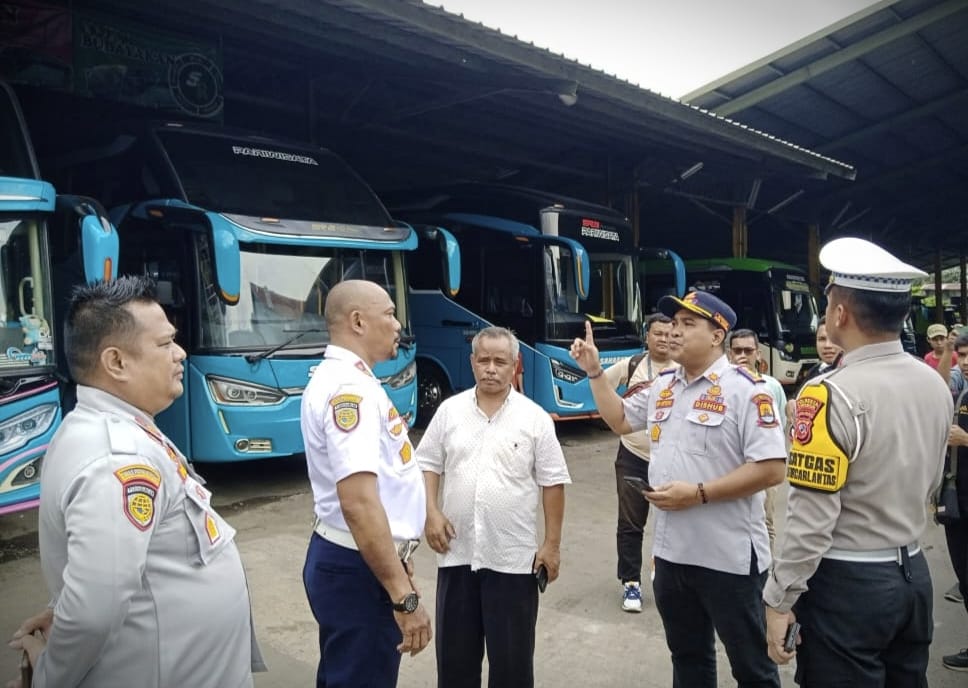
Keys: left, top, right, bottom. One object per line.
{"left": 614, "top": 443, "right": 651, "bottom": 583}
{"left": 944, "top": 518, "right": 968, "bottom": 621}
{"left": 435, "top": 565, "right": 539, "bottom": 688}
{"left": 653, "top": 556, "right": 779, "bottom": 688}
{"left": 793, "top": 553, "right": 933, "bottom": 687}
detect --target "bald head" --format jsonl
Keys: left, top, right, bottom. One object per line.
{"left": 325, "top": 280, "right": 401, "bottom": 366}
{"left": 325, "top": 280, "right": 387, "bottom": 331}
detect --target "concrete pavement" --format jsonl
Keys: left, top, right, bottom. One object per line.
{"left": 1, "top": 422, "right": 965, "bottom": 686}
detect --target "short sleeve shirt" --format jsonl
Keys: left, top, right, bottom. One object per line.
{"left": 301, "top": 345, "right": 425, "bottom": 540}
{"left": 416, "top": 388, "right": 571, "bottom": 573}
{"left": 622, "top": 355, "right": 787, "bottom": 575}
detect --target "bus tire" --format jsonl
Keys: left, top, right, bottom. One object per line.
{"left": 416, "top": 361, "right": 450, "bottom": 427}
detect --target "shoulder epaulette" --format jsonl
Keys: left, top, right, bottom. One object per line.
{"left": 735, "top": 366, "right": 764, "bottom": 384}
{"left": 623, "top": 380, "right": 652, "bottom": 399}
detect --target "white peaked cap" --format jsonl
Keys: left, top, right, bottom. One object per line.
{"left": 819, "top": 237, "right": 927, "bottom": 293}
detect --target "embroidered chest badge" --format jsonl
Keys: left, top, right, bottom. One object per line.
{"left": 752, "top": 393, "right": 779, "bottom": 428}
{"left": 115, "top": 464, "right": 162, "bottom": 531}
{"left": 331, "top": 393, "right": 363, "bottom": 432}
{"left": 651, "top": 425, "right": 661, "bottom": 442}
{"left": 656, "top": 387, "right": 676, "bottom": 409}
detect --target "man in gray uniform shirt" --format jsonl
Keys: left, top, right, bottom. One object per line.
{"left": 7, "top": 276, "right": 263, "bottom": 688}
{"left": 764, "top": 238, "right": 951, "bottom": 685}
{"left": 572, "top": 289, "right": 786, "bottom": 688}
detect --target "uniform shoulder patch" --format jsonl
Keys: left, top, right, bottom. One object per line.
{"left": 751, "top": 393, "right": 779, "bottom": 428}
{"left": 114, "top": 464, "right": 162, "bottom": 531}
{"left": 736, "top": 366, "right": 764, "bottom": 384}
{"left": 331, "top": 393, "right": 363, "bottom": 432}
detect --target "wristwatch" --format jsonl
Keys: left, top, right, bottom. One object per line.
{"left": 392, "top": 591, "right": 419, "bottom": 614}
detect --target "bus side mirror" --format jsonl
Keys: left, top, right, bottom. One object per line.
{"left": 79, "top": 213, "right": 118, "bottom": 283}
{"left": 208, "top": 214, "right": 241, "bottom": 305}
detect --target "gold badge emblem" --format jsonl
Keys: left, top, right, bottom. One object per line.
{"left": 115, "top": 464, "right": 162, "bottom": 531}
{"left": 331, "top": 394, "right": 363, "bottom": 432}
{"left": 399, "top": 440, "right": 413, "bottom": 464}
{"left": 651, "top": 425, "right": 661, "bottom": 442}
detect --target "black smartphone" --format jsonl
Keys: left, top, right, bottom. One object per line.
{"left": 622, "top": 475, "right": 654, "bottom": 492}
{"left": 783, "top": 621, "right": 800, "bottom": 653}
{"left": 535, "top": 564, "right": 549, "bottom": 593}
{"left": 21, "top": 650, "right": 32, "bottom": 688}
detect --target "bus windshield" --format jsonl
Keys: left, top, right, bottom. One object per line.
{"left": 771, "top": 270, "right": 818, "bottom": 337}
{"left": 581, "top": 254, "right": 640, "bottom": 343}
{"left": 197, "top": 241, "right": 408, "bottom": 352}
{"left": 0, "top": 218, "right": 54, "bottom": 372}
{"left": 155, "top": 129, "right": 392, "bottom": 226}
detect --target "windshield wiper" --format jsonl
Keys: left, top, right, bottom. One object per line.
{"left": 245, "top": 329, "right": 324, "bottom": 364}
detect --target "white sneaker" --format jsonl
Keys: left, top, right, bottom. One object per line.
{"left": 622, "top": 581, "right": 643, "bottom": 613}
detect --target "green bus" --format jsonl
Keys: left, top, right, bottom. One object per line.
{"left": 641, "top": 257, "right": 819, "bottom": 387}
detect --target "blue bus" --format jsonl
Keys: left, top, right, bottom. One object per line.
{"left": 396, "top": 183, "right": 683, "bottom": 421}
{"left": 55, "top": 122, "right": 457, "bottom": 461}
{"left": 0, "top": 82, "right": 117, "bottom": 514}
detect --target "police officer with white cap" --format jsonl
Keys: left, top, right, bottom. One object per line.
{"left": 571, "top": 290, "right": 787, "bottom": 688}
{"left": 764, "top": 237, "right": 952, "bottom": 684}
{"left": 301, "top": 279, "right": 431, "bottom": 688}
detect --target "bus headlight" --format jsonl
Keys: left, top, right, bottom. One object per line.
{"left": 207, "top": 376, "right": 286, "bottom": 406}
{"left": 0, "top": 403, "right": 58, "bottom": 454}
{"left": 380, "top": 361, "right": 417, "bottom": 390}
{"left": 11, "top": 455, "right": 43, "bottom": 486}
{"left": 551, "top": 359, "right": 585, "bottom": 384}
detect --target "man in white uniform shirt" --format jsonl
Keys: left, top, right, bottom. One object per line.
{"left": 8, "top": 276, "right": 263, "bottom": 688}
{"left": 418, "top": 326, "right": 571, "bottom": 688}
{"left": 300, "top": 280, "right": 431, "bottom": 688}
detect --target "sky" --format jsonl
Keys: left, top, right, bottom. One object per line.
{"left": 428, "top": 0, "right": 886, "bottom": 98}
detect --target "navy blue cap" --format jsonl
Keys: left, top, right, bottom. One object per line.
{"left": 658, "top": 290, "right": 737, "bottom": 332}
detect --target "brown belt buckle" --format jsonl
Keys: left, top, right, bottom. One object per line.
{"left": 397, "top": 539, "right": 420, "bottom": 564}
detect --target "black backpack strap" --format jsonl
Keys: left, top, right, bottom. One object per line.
{"left": 627, "top": 352, "right": 647, "bottom": 384}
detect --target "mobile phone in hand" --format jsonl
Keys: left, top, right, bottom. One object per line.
{"left": 784, "top": 621, "right": 800, "bottom": 653}
{"left": 622, "top": 475, "right": 654, "bottom": 492}
{"left": 21, "top": 649, "right": 32, "bottom": 688}
{"left": 535, "top": 564, "right": 549, "bottom": 593}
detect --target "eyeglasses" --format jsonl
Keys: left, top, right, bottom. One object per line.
{"left": 730, "top": 347, "right": 756, "bottom": 355}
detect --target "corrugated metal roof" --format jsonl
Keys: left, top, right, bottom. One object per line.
{"left": 49, "top": 0, "right": 853, "bottom": 194}
{"left": 686, "top": 0, "right": 968, "bottom": 269}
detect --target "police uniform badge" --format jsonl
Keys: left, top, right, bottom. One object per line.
{"left": 115, "top": 464, "right": 162, "bottom": 531}
{"left": 788, "top": 383, "right": 850, "bottom": 492}
{"left": 331, "top": 393, "right": 363, "bottom": 432}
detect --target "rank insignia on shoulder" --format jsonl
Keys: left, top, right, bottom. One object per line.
{"left": 736, "top": 367, "right": 763, "bottom": 383}
{"left": 115, "top": 464, "right": 162, "bottom": 531}
{"left": 331, "top": 393, "right": 363, "bottom": 432}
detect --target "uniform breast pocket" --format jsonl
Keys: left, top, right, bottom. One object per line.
{"left": 495, "top": 435, "right": 534, "bottom": 479}
{"left": 182, "top": 479, "right": 236, "bottom": 565}
{"left": 683, "top": 409, "right": 724, "bottom": 455}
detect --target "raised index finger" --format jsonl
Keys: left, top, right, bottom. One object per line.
{"left": 584, "top": 320, "right": 595, "bottom": 346}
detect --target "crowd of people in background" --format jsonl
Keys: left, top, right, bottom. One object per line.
{"left": 5, "top": 236, "right": 968, "bottom": 688}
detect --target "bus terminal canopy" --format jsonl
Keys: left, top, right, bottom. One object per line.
{"left": 9, "top": 0, "right": 854, "bottom": 227}
{"left": 684, "top": 0, "right": 968, "bottom": 271}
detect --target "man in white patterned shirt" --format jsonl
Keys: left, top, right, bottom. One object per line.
{"left": 417, "top": 326, "right": 571, "bottom": 688}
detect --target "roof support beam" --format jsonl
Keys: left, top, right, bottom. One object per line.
{"left": 712, "top": 0, "right": 968, "bottom": 117}
{"left": 818, "top": 89, "right": 968, "bottom": 154}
